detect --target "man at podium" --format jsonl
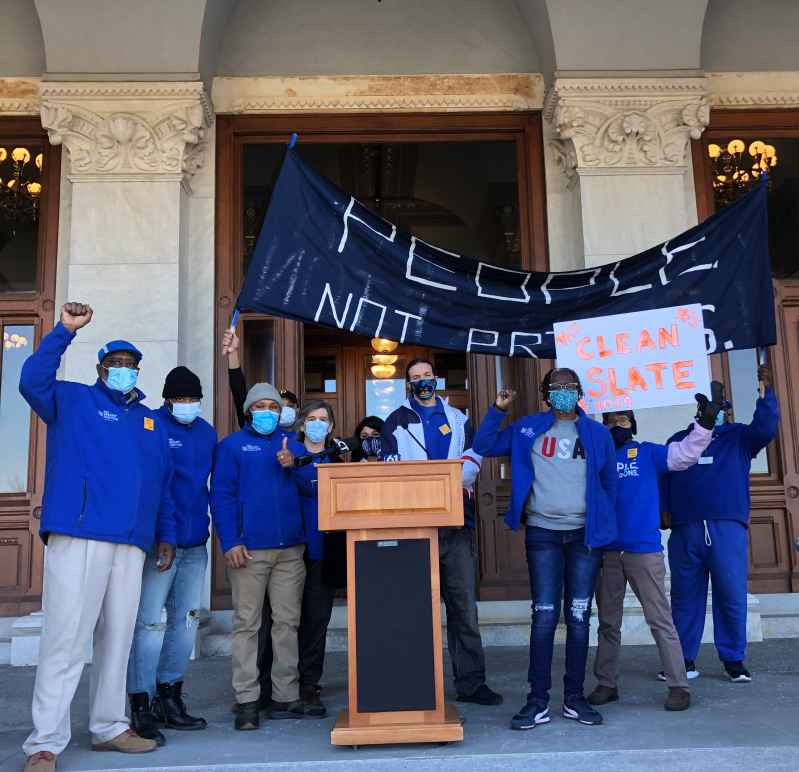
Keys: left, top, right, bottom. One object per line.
{"left": 381, "top": 358, "right": 503, "bottom": 707}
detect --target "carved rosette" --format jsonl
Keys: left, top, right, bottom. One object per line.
{"left": 39, "top": 82, "right": 212, "bottom": 180}
{"left": 544, "top": 78, "right": 710, "bottom": 174}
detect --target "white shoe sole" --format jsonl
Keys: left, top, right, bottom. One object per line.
{"left": 657, "top": 669, "right": 699, "bottom": 682}
{"left": 727, "top": 673, "right": 752, "bottom": 683}
{"left": 511, "top": 710, "right": 551, "bottom": 730}
{"left": 562, "top": 706, "right": 602, "bottom": 725}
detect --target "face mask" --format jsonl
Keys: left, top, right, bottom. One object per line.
{"left": 251, "top": 409, "right": 280, "bottom": 435}
{"left": 610, "top": 425, "right": 634, "bottom": 448}
{"left": 304, "top": 420, "right": 329, "bottom": 444}
{"left": 715, "top": 411, "right": 727, "bottom": 427}
{"left": 361, "top": 436, "right": 382, "bottom": 458}
{"left": 171, "top": 402, "right": 201, "bottom": 425}
{"left": 410, "top": 378, "right": 437, "bottom": 401}
{"left": 549, "top": 388, "right": 579, "bottom": 413}
{"left": 279, "top": 406, "right": 297, "bottom": 427}
{"left": 105, "top": 367, "right": 138, "bottom": 394}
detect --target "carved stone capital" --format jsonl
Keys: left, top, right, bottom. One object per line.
{"left": 544, "top": 77, "right": 710, "bottom": 172}
{"left": 39, "top": 81, "right": 212, "bottom": 180}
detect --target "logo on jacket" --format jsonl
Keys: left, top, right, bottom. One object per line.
{"left": 97, "top": 409, "right": 119, "bottom": 422}
{"left": 143, "top": 417, "right": 155, "bottom": 431}
{"left": 617, "top": 460, "right": 639, "bottom": 479}
{"left": 241, "top": 444, "right": 262, "bottom": 452}
{"left": 169, "top": 438, "right": 183, "bottom": 449}
{"left": 520, "top": 427, "right": 536, "bottom": 438}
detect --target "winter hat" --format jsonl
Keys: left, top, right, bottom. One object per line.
{"left": 243, "top": 382, "right": 282, "bottom": 414}
{"left": 163, "top": 366, "right": 203, "bottom": 400}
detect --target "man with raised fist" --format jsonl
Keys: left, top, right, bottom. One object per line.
{"left": 19, "top": 303, "right": 176, "bottom": 771}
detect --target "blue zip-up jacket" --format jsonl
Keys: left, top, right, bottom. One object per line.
{"left": 295, "top": 456, "right": 331, "bottom": 561}
{"left": 665, "top": 388, "right": 779, "bottom": 526}
{"left": 19, "top": 323, "right": 176, "bottom": 550}
{"left": 210, "top": 425, "right": 305, "bottom": 554}
{"left": 157, "top": 405, "right": 217, "bottom": 548}
{"left": 473, "top": 405, "right": 618, "bottom": 548}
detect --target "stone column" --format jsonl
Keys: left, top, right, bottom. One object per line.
{"left": 39, "top": 81, "right": 212, "bottom": 402}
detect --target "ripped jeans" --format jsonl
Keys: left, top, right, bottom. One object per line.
{"left": 525, "top": 526, "right": 601, "bottom": 703}
{"left": 127, "top": 545, "right": 208, "bottom": 697}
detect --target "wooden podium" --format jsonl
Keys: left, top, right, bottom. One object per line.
{"left": 317, "top": 459, "right": 465, "bottom": 747}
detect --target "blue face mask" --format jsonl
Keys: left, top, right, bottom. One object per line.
{"left": 171, "top": 401, "right": 201, "bottom": 425}
{"left": 105, "top": 367, "right": 138, "bottom": 394}
{"left": 251, "top": 409, "right": 280, "bottom": 435}
{"left": 549, "top": 388, "right": 579, "bottom": 413}
{"left": 304, "top": 420, "right": 329, "bottom": 444}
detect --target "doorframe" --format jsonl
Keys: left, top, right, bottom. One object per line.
{"left": 213, "top": 111, "right": 550, "bottom": 607}
{"left": 692, "top": 109, "right": 799, "bottom": 592}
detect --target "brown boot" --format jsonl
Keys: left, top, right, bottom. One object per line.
{"left": 24, "top": 751, "right": 57, "bottom": 771}
{"left": 588, "top": 684, "right": 619, "bottom": 705}
{"left": 665, "top": 687, "right": 690, "bottom": 711}
{"left": 91, "top": 728, "right": 157, "bottom": 753}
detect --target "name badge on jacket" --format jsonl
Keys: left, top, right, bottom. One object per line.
{"left": 698, "top": 456, "right": 713, "bottom": 465}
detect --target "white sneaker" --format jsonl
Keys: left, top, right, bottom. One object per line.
{"left": 657, "top": 661, "right": 699, "bottom": 681}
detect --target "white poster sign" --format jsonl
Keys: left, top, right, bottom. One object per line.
{"left": 553, "top": 303, "right": 711, "bottom": 414}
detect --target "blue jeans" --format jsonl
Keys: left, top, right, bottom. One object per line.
{"left": 525, "top": 526, "right": 602, "bottom": 703}
{"left": 127, "top": 545, "right": 208, "bottom": 697}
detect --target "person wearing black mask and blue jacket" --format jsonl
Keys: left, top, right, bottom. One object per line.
{"left": 473, "top": 367, "right": 617, "bottom": 730}
{"left": 19, "top": 303, "right": 176, "bottom": 767}
{"left": 381, "top": 358, "right": 501, "bottom": 708}
{"left": 211, "top": 383, "right": 307, "bottom": 731}
{"left": 663, "top": 369, "right": 779, "bottom": 684}
{"left": 127, "top": 367, "right": 217, "bottom": 745}
{"left": 588, "top": 393, "right": 720, "bottom": 714}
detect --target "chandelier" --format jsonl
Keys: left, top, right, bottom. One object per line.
{"left": 707, "top": 139, "right": 776, "bottom": 208}
{"left": 369, "top": 338, "right": 398, "bottom": 378}
{"left": 0, "top": 146, "right": 44, "bottom": 235}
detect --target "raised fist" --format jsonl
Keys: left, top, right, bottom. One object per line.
{"left": 60, "top": 302, "right": 93, "bottom": 333}
{"left": 495, "top": 388, "right": 517, "bottom": 411}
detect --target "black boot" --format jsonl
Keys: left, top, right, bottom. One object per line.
{"left": 129, "top": 692, "right": 166, "bottom": 746}
{"left": 153, "top": 682, "right": 207, "bottom": 731}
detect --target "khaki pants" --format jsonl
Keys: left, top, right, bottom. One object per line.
{"left": 594, "top": 550, "right": 689, "bottom": 689}
{"left": 23, "top": 535, "right": 145, "bottom": 756}
{"left": 229, "top": 545, "right": 305, "bottom": 704}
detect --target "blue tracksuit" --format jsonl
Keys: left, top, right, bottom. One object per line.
{"left": 210, "top": 426, "right": 305, "bottom": 554}
{"left": 664, "top": 388, "right": 779, "bottom": 662}
{"left": 473, "top": 405, "right": 618, "bottom": 548}
{"left": 18, "top": 322, "right": 176, "bottom": 550}
{"left": 156, "top": 405, "right": 217, "bottom": 548}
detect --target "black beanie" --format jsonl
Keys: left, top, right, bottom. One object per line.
{"left": 163, "top": 366, "right": 203, "bottom": 400}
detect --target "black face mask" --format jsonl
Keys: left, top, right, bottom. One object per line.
{"left": 610, "top": 425, "right": 634, "bottom": 448}
{"left": 361, "top": 436, "right": 382, "bottom": 458}
{"left": 410, "top": 377, "right": 437, "bottom": 401}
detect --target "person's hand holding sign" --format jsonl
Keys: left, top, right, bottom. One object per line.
{"left": 495, "top": 389, "right": 517, "bottom": 411}
{"left": 694, "top": 381, "right": 725, "bottom": 430}
{"left": 277, "top": 436, "right": 295, "bottom": 468}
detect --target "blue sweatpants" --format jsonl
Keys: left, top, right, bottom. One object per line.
{"left": 668, "top": 520, "right": 749, "bottom": 663}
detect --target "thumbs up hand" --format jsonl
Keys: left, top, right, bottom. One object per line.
{"left": 277, "top": 435, "right": 295, "bottom": 468}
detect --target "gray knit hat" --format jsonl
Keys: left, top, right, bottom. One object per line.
{"left": 243, "top": 382, "right": 283, "bottom": 414}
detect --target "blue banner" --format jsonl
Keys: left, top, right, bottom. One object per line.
{"left": 237, "top": 149, "right": 775, "bottom": 359}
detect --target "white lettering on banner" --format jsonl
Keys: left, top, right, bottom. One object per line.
{"left": 702, "top": 304, "right": 718, "bottom": 353}
{"left": 338, "top": 197, "right": 397, "bottom": 253}
{"left": 406, "top": 237, "right": 458, "bottom": 292}
{"left": 510, "top": 331, "right": 541, "bottom": 358}
{"left": 314, "top": 283, "right": 353, "bottom": 328}
{"left": 609, "top": 261, "right": 652, "bottom": 297}
{"left": 475, "top": 263, "right": 532, "bottom": 303}
{"left": 467, "top": 328, "right": 499, "bottom": 352}
{"left": 394, "top": 309, "right": 423, "bottom": 343}
{"left": 658, "top": 237, "right": 713, "bottom": 286}
{"left": 540, "top": 267, "right": 602, "bottom": 305}
{"left": 349, "top": 297, "right": 387, "bottom": 337}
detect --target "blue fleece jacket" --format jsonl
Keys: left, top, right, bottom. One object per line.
{"left": 210, "top": 425, "right": 305, "bottom": 553}
{"left": 664, "top": 388, "right": 779, "bottom": 526}
{"left": 294, "top": 457, "right": 330, "bottom": 561}
{"left": 157, "top": 405, "right": 217, "bottom": 548}
{"left": 473, "top": 405, "right": 618, "bottom": 548}
{"left": 18, "top": 323, "right": 176, "bottom": 551}
{"left": 606, "top": 441, "right": 669, "bottom": 553}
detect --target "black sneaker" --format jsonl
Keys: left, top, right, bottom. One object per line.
{"left": 510, "top": 698, "right": 551, "bottom": 731}
{"left": 456, "top": 684, "right": 503, "bottom": 706}
{"left": 300, "top": 685, "right": 327, "bottom": 718}
{"left": 268, "top": 699, "right": 306, "bottom": 720}
{"left": 234, "top": 700, "right": 260, "bottom": 730}
{"left": 563, "top": 695, "right": 603, "bottom": 725}
{"left": 658, "top": 660, "right": 699, "bottom": 681}
{"left": 724, "top": 661, "right": 752, "bottom": 683}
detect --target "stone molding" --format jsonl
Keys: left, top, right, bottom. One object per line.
{"left": 212, "top": 74, "right": 544, "bottom": 114}
{"left": 0, "top": 78, "right": 40, "bottom": 115}
{"left": 39, "top": 81, "right": 212, "bottom": 180}
{"left": 544, "top": 77, "right": 710, "bottom": 173}
{"left": 708, "top": 71, "right": 799, "bottom": 108}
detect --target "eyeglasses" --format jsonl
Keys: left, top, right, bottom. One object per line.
{"left": 549, "top": 382, "right": 579, "bottom": 392}
{"left": 102, "top": 360, "right": 140, "bottom": 371}
{"left": 609, "top": 416, "right": 632, "bottom": 428}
